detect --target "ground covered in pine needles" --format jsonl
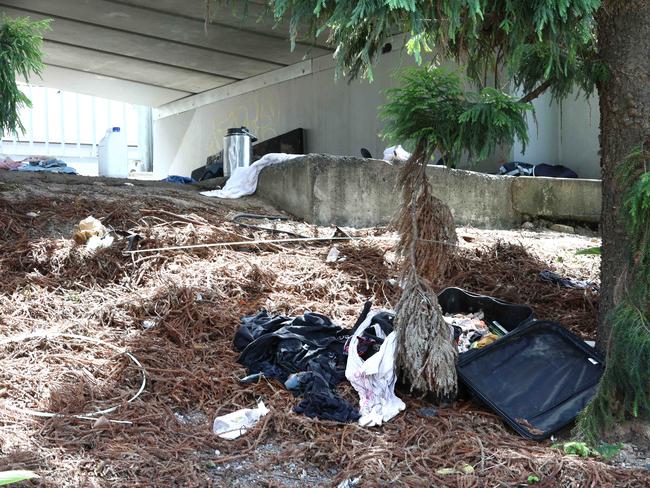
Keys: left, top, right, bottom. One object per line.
{"left": 0, "top": 174, "right": 646, "bottom": 487}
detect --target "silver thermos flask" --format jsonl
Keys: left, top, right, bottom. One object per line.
{"left": 223, "top": 127, "right": 257, "bottom": 177}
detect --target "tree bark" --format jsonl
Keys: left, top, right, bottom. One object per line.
{"left": 595, "top": 1, "right": 650, "bottom": 353}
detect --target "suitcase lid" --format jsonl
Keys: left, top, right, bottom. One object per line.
{"left": 457, "top": 320, "right": 604, "bottom": 440}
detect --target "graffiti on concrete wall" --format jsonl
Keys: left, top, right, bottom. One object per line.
{"left": 210, "top": 98, "right": 282, "bottom": 155}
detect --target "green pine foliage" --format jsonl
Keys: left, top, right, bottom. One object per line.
{"left": 577, "top": 150, "right": 650, "bottom": 442}
{"left": 380, "top": 67, "right": 531, "bottom": 166}
{"left": 458, "top": 88, "right": 531, "bottom": 161}
{"left": 380, "top": 68, "right": 466, "bottom": 160}
{"left": 0, "top": 15, "right": 50, "bottom": 136}
{"left": 233, "top": 0, "right": 604, "bottom": 99}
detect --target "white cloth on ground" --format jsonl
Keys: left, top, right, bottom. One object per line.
{"left": 200, "top": 153, "right": 302, "bottom": 199}
{"left": 345, "top": 310, "right": 406, "bottom": 427}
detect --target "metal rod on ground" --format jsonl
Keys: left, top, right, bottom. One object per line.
{"left": 124, "top": 236, "right": 357, "bottom": 254}
{"left": 122, "top": 235, "right": 463, "bottom": 255}
{"left": 230, "top": 212, "right": 307, "bottom": 238}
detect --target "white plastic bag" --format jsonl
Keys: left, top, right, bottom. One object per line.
{"left": 212, "top": 401, "right": 269, "bottom": 440}
{"left": 382, "top": 145, "right": 411, "bottom": 163}
{"left": 345, "top": 310, "right": 406, "bottom": 427}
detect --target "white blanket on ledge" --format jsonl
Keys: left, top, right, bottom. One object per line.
{"left": 200, "top": 153, "right": 303, "bottom": 199}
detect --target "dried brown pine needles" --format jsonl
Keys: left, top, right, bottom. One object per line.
{"left": 0, "top": 188, "right": 636, "bottom": 488}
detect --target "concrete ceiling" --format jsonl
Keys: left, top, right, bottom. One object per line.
{"left": 1, "top": 0, "right": 331, "bottom": 106}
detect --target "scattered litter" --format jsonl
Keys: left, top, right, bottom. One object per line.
{"left": 26, "top": 211, "right": 39, "bottom": 218}
{"left": 92, "top": 416, "right": 110, "bottom": 429}
{"left": 239, "top": 372, "right": 265, "bottom": 384}
{"left": 435, "top": 464, "right": 474, "bottom": 476}
{"left": 123, "top": 182, "right": 134, "bottom": 187}
{"left": 575, "top": 246, "right": 601, "bottom": 256}
{"left": 443, "top": 311, "right": 490, "bottom": 353}
{"left": 473, "top": 333, "right": 499, "bottom": 348}
{"left": 539, "top": 270, "right": 596, "bottom": 289}
{"left": 162, "top": 175, "right": 195, "bottom": 184}
{"left": 382, "top": 145, "right": 411, "bottom": 162}
{"left": 212, "top": 401, "right": 269, "bottom": 440}
{"left": 337, "top": 477, "right": 361, "bottom": 488}
{"left": 125, "top": 233, "right": 142, "bottom": 251}
{"left": 73, "top": 216, "right": 108, "bottom": 245}
{"left": 85, "top": 233, "right": 114, "bottom": 251}
{"left": 594, "top": 443, "right": 622, "bottom": 460}
{"left": 491, "top": 320, "right": 508, "bottom": 336}
{"left": 72, "top": 216, "right": 115, "bottom": 251}
{"left": 142, "top": 319, "right": 157, "bottom": 330}
{"left": 332, "top": 226, "right": 352, "bottom": 238}
{"left": 345, "top": 310, "right": 405, "bottom": 427}
{"left": 326, "top": 246, "right": 341, "bottom": 263}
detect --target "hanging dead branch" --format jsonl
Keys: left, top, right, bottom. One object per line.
{"left": 392, "top": 142, "right": 459, "bottom": 397}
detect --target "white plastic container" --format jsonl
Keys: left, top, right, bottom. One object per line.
{"left": 98, "top": 127, "right": 129, "bottom": 178}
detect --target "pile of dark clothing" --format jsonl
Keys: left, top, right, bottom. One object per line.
{"left": 539, "top": 270, "right": 598, "bottom": 290}
{"left": 499, "top": 161, "right": 578, "bottom": 178}
{"left": 191, "top": 153, "right": 224, "bottom": 182}
{"left": 161, "top": 175, "right": 196, "bottom": 184}
{"left": 233, "top": 304, "right": 394, "bottom": 423}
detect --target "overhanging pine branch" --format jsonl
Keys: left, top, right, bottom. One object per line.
{"left": 518, "top": 80, "right": 553, "bottom": 103}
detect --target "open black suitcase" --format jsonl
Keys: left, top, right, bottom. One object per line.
{"left": 456, "top": 320, "right": 605, "bottom": 440}
{"left": 437, "top": 287, "right": 604, "bottom": 440}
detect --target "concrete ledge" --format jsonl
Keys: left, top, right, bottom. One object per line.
{"left": 511, "top": 177, "right": 601, "bottom": 223}
{"left": 256, "top": 154, "right": 601, "bottom": 228}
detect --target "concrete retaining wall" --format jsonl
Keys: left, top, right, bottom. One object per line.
{"left": 256, "top": 154, "right": 601, "bottom": 229}
{"left": 152, "top": 47, "right": 510, "bottom": 179}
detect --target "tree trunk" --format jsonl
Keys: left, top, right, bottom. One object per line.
{"left": 596, "top": 1, "right": 650, "bottom": 353}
